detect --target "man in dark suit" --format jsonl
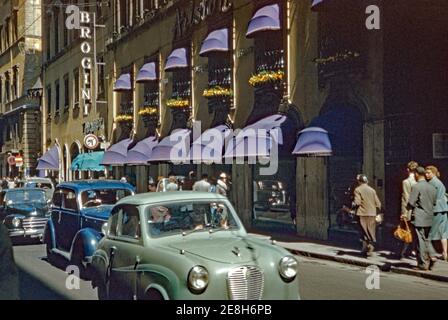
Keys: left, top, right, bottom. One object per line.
{"left": 407, "top": 167, "right": 438, "bottom": 271}
{"left": 0, "top": 223, "right": 19, "bottom": 299}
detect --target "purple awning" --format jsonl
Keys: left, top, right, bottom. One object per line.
{"left": 189, "top": 125, "right": 232, "bottom": 163}
{"left": 136, "top": 63, "right": 157, "bottom": 83}
{"left": 164, "top": 48, "right": 188, "bottom": 71}
{"left": 113, "top": 73, "right": 132, "bottom": 91}
{"left": 311, "top": 0, "right": 325, "bottom": 7}
{"left": 246, "top": 4, "right": 281, "bottom": 38}
{"left": 36, "top": 146, "right": 60, "bottom": 170}
{"left": 149, "top": 129, "right": 191, "bottom": 162}
{"left": 292, "top": 127, "right": 332, "bottom": 156}
{"left": 126, "top": 136, "right": 158, "bottom": 165}
{"left": 200, "top": 28, "right": 229, "bottom": 56}
{"left": 101, "top": 138, "right": 133, "bottom": 165}
{"left": 224, "top": 114, "right": 286, "bottom": 159}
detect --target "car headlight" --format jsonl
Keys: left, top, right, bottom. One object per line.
{"left": 279, "top": 256, "right": 298, "bottom": 281}
{"left": 188, "top": 266, "right": 209, "bottom": 294}
{"left": 12, "top": 217, "right": 21, "bottom": 228}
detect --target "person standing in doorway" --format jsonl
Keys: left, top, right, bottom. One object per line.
{"left": 425, "top": 166, "right": 448, "bottom": 261}
{"left": 407, "top": 167, "right": 438, "bottom": 270}
{"left": 397, "top": 161, "right": 419, "bottom": 259}
{"left": 354, "top": 174, "right": 382, "bottom": 257}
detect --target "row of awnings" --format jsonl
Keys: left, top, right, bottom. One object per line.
{"left": 113, "top": 4, "right": 283, "bottom": 91}
{"left": 36, "top": 114, "right": 333, "bottom": 171}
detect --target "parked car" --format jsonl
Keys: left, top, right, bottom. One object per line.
{"left": 16, "top": 177, "right": 55, "bottom": 199}
{"left": 43, "top": 180, "right": 135, "bottom": 272}
{"left": 0, "top": 188, "right": 51, "bottom": 242}
{"left": 253, "top": 180, "right": 289, "bottom": 212}
{"left": 90, "top": 192, "right": 300, "bottom": 300}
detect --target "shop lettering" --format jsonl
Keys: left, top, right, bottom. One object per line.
{"left": 65, "top": 6, "right": 92, "bottom": 112}
{"left": 83, "top": 118, "right": 104, "bottom": 135}
{"left": 174, "top": 0, "right": 232, "bottom": 39}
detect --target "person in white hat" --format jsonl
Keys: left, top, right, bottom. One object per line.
{"left": 217, "top": 173, "right": 229, "bottom": 197}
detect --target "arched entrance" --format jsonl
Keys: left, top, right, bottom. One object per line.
{"left": 311, "top": 104, "right": 364, "bottom": 239}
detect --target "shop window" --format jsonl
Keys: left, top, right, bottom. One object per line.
{"left": 54, "top": 8, "right": 59, "bottom": 54}
{"left": 73, "top": 68, "right": 80, "bottom": 106}
{"left": 55, "top": 79, "right": 60, "bottom": 115}
{"left": 46, "top": 85, "right": 52, "bottom": 115}
{"left": 64, "top": 74, "right": 70, "bottom": 110}
{"left": 97, "top": 56, "right": 106, "bottom": 101}
{"left": 4, "top": 72, "right": 10, "bottom": 102}
{"left": 252, "top": 160, "right": 296, "bottom": 226}
{"left": 119, "top": 67, "right": 134, "bottom": 115}
{"left": 12, "top": 67, "right": 18, "bottom": 100}
{"left": 317, "top": 3, "right": 367, "bottom": 87}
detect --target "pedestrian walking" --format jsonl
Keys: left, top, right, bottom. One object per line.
{"left": 407, "top": 167, "right": 438, "bottom": 270}
{"left": 397, "top": 161, "right": 419, "bottom": 259}
{"left": 209, "top": 176, "right": 218, "bottom": 193}
{"left": 425, "top": 166, "right": 448, "bottom": 261}
{"left": 182, "top": 171, "right": 196, "bottom": 191}
{"left": 353, "top": 174, "right": 382, "bottom": 257}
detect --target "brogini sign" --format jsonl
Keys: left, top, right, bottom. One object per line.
{"left": 65, "top": 5, "right": 96, "bottom": 115}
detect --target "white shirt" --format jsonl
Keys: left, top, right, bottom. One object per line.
{"left": 193, "top": 180, "right": 211, "bottom": 192}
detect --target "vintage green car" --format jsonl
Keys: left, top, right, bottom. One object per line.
{"left": 90, "top": 192, "right": 300, "bottom": 300}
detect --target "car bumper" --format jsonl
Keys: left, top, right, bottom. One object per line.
{"left": 8, "top": 228, "right": 45, "bottom": 239}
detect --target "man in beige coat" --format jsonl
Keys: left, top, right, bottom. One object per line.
{"left": 354, "top": 174, "right": 382, "bottom": 257}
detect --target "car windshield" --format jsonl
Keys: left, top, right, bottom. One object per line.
{"left": 5, "top": 190, "right": 47, "bottom": 205}
{"left": 81, "top": 189, "right": 132, "bottom": 207}
{"left": 145, "top": 201, "right": 240, "bottom": 237}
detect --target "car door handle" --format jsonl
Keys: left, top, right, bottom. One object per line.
{"left": 57, "top": 212, "right": 62, "bottom": 224}
{"left": 134, "top": 255, "right": 141, "bottom": 270}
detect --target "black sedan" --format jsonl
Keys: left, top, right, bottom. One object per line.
{"left": 0, "top": 188, "right": 51, "bottom": 242}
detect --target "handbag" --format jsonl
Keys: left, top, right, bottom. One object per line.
{"left": 394, "top": 219, "right": 413, "bottom": 244}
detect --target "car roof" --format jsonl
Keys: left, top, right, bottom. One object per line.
{"left": 3, "top": 188, "right": 46, "bottom": 193}
{"left": 117, "top": 192, "right": 227, "bottom": 206}
{"left": 56, "top": 180, "right": 134, "bottom": 192}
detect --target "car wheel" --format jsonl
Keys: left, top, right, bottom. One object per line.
{"left": 96, "top": 278, "right": 109, "bottom": 300}
{"left": 143, "top": 289, "right": 164, "bottom": 300}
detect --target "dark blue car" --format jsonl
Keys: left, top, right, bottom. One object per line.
{"left": 44, "top": 180, "right": 134, "bottom": 272}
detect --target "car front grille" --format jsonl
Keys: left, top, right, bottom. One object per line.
{"left": 22, "top": 217, "right": 48, "bottom": 230}
{"left": 227, "top": 266, "right": 264, "bottom": 300}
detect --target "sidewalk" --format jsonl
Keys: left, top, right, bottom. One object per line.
{"left": 248, "top": 229, "right": 448, "bottom": 283}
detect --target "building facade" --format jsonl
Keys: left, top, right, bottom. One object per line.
{"left": 41, "top": 0, "right": 448, "bottom": 244}
{"left": 0, "top": 0, "right": 42, "bottom": 178}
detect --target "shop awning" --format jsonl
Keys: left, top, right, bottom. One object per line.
{"left": 303, "top": 106, "right": 363, "bottom": 157}
{"left": 148, "top": 129, "right": 191, "bottom": 163}
{"left": 136, "top": 63, "right": 157, "bottom": 83}
{"left": 164, "top": 48, "right": 188, "bottom": 71}
{"left": 224, "top": 114, "right": 288, "bottom": 159}
{"left": 246, "top": 4, "right": 281, "bottom": 38}
{"left": 113, "top": 73, "right": 132, "bottom": 92}
{"left": 126, "top": 136, "right": 158, "bottom": 165}
{"left": 71, "top": 152, "right": 106, "bottom": 171}
{"left": 188, "top": 125, "right": 232, "bottom": 163}
{"left": 200, "top": 28, "right": 229, "bottom": 56}
{"left": 311, "top": 0, "right": 325, "bottom": 8}
{"left": 36, "top": 145, "right": 60, "bottom": 171}
{"left": 101, "top": 138, "right": 133, "bottom": 166}
{"left": 292, "top": 127, "right": 332, "bottom": 156}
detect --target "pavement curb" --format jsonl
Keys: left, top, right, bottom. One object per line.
{"left": 283, "top": 247, "right": 448, "bottom": 283}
